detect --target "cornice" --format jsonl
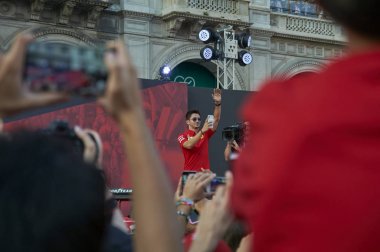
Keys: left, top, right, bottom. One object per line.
{"left": 273, "top": 32, "right": 346, "bottom": 45}
{"left": 162, "top": 12, "right": 250, "bottom": 27}
{"left": 122, "top": 10, "right": 155, "bottom": 19}
{"left": 250, "top": 27, "right": 346, "bottom": 46}
{"left": 72, "top": 0, "right": 112, "bottom": 8}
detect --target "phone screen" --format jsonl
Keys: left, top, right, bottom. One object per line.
{"left": 206, "top": 176, "right": 226, "bottom": 193}
{"left": 187, "top": 209, "right": 199, "bottom": 225}
{"left": 180, "top": 171, "right": 196, "bottom": 196}
{"left": 23, "top": 42, "right": 107, "bottom": 97}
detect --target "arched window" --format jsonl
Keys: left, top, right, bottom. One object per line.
{"left": 170, "top": 61, "right": 217, "bottom": 88}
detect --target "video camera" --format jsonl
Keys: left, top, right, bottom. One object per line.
{"left": 222, "top": 122, "right": 247, "bottom": 143}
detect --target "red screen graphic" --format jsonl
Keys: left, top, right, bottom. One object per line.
{"left": 4, "top": 83, "right": 187, "bottom": 191}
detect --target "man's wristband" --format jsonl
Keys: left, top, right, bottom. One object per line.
{"left": 214, "top": 102, "right": 221, "bottom": 106}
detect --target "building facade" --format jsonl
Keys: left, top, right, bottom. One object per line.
{"left": 0, "top": 0, "right": 346, "bottom": 91}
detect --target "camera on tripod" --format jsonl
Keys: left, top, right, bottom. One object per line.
{"left": 222, "top": 122, "right": 246, "bottom": 144}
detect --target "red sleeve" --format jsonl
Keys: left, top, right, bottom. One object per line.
{"left": 205, "top": 128, "right": 215, "bottom": 138}
{"left": 177, "top": 133, "right": 188, "bottom": 147}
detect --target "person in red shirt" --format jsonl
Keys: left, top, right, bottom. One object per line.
{"left": 231, "top": 1, "right": 380, "bottom": 252}
{"left": 178, "top": 89, "right": 222, "bottom": 171}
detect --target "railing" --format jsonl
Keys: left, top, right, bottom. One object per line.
{"left": 270, "top": 11, "right": 345, "bottom": 41}
{"left": 187, "top": 0, "right": 238, "bottom": 14}
{"left": 286, "top": 16, "right": 334, "bottom": 36}
{"left": 162, "top": 0, "right": 249, "bottom": 21}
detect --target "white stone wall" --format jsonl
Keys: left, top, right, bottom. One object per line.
{"left": 0, "top": 0, "right": 346, "bottom": 91}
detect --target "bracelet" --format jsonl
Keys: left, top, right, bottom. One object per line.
{"left": 176, "top": 210, "right": 189, "bottom": 219}
{"left": 214, "top": 102, "right": 221, "bottom": 106}
{"left": 176, "top": 197, "right": 194, "bottom": 207}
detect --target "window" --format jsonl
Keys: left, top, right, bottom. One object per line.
{"left": 270, "top": 0, "right": 326, "bottom": 19}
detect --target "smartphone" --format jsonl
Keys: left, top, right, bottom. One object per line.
{"left": 180, "top": 171, "right": 196, "bottom": 196}
{"left": 206, "top": 176, "right": 226, "bottom": 193}
{"left": 187, "top": 209, "right": 199, "bottom": 225}
{"left": 207, "top": 115, "right": 214, "bottom": 129}
{"left": 23, "top": 42, "right": 108, "bottom": 97}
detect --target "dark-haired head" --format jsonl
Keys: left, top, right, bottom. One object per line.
{"left": 186, "top": 109, "right": 201, "bottom": 120}
{"left": 0, "top": 132, "right": 107, "bottom": 252}
{"left": 318, "top": 0, "right": 380, "bottom": 39}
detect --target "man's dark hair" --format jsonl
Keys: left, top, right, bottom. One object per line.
{"left": 0, "top": 132, "right": 107, "bottom": 252}
{"left": 186, "top": 110, "right": 201, "bottom": 120}
{"left": 318, "top": 0, "right": 380, "bottom": 39}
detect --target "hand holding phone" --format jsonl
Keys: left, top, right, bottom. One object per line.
{"left": 180, "top": 171, "right": 215, "bottom": 202}
{"left": 207, "top": 115, "right": 215, "bottom": 129}
{"left": 23, "top": 42, "right": 108, "bottom": 97}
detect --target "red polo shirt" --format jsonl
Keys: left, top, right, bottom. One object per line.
{"left": 178, "top": 129, "right": 215, "bottom": 171}
{"left": 232, "top": 49, "right": 380, "bottom": 252}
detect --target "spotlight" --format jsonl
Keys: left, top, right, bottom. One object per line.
{"left": 236, "top": 33, "right": 252, "bottom": 49}
{"left": 200, "top": 46, "right": 219, "bottom": 62}
{"left": 159, "top": 65, "right": 171, "bottom": 80}
{"left": 198, "top": 28, "right": 219, "bottom": 44}
{"left": 237, "top": 50, "right": 253, "bottom": 66}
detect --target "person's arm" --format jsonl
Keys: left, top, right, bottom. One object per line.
{"left": 182, "top": 120, "right": 209, "bottom": 149}
{"left": 175, "top": 173, "right": 216, "bottom": 233}
{"left": 189, "top": 171, "right": 233, "bottom": 252}
{"left": 74, "top": 127, "right": 130, "bottom": 235}
{"left": 211, "top": 89, "right": 222, "bottom": 132}
{"left": 224, "top": 142, "right": 232, "bottom": 161}
{"left": 236, "top": 234, "right": 253, "bottom": 252}
{"left": 0, "top": 34, "right": 67, "bottom": 118}
{"left": 100, "top": 40, "right": 182, "bottom": 252}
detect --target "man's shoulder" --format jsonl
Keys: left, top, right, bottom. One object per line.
{"left": 177, "top": 130, "right": 192, "bottom": 144}
{"left": 178, "top": 130, "right": 192, "bottom": 137}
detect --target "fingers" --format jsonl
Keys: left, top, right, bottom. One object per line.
{"left": 174, "top": 177, "right": 182, "bottom": 201}
{"left": 105, "top": 40, "right": 136, "bottom": 77}
{"left": 225, "top": 171, "right": 233, "bottom": 194}
{"left": 182, "top": 172, "right": 216, "bottom": 201}
{"left": 7, "top": 34, "right": 34, "bottom": 73}
{"left": 74, "top": 126, "right": 98, "bottom": 164}
{"left": 84, "top": 129, "right": 103, "bottom": 167}
{"left": 194, "top": 172, "right": 216, "bottom": 188}
{"left": 201, "top": 168, "right": 211, "bottom": 173}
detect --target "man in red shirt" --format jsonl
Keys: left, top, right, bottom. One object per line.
{"left": 232, "top": 1, "right": 380, "bottom": 252}
{"left": 178, "top": 89, "right": 222, "bottom": 171}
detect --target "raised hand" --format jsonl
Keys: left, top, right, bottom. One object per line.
{"left": 212, "top": 88, "right": 222, "bottom": 104}
{"left": 99, "top": 40, "right": 143, "bottom": 122}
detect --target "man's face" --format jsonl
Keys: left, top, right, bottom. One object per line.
{"left": 186, "top": 113, "right": 201, "bottom": 130}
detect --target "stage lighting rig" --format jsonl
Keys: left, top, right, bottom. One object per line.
{"left": 198, "top": 28, "right": 220, "bottom": 44}
{"left": 200, "top": 45, "right": 221, "bottom": 61}
{"left": 159, "top": 65, "right": 172, "bottom": 80}
{"left": 198, "top": 26, "right": 252, "bottom": 89}
{"left": 236, "top": 33, "right": 252, "bottom": 49}
{"left": 237, "top": 50, "right": 253, "bottom": 66}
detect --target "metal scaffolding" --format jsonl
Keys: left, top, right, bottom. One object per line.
{"left": 216, "top": 28, "right": 238, "bottom": 90}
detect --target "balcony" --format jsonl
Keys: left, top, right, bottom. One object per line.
{"left": 270, "top": 12, "right": 345, "bottom": 43}
{"left": 162, "top": 0, "right": 250, "bottom": 38}
{"left": 163, "top": 0, "right": 249, "bottom": 20}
